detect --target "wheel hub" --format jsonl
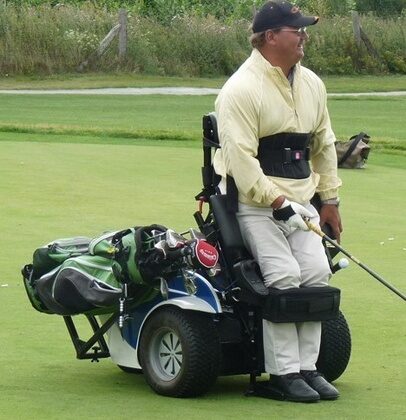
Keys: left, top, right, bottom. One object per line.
{"left": 153, "top": 329, "right": 183, "bottom": 380}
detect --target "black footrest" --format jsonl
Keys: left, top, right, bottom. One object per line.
{"left": 233, "top": 260, "right": 269, "bottom": 297}
{"left": 246, "top": 381, "right": 285, "bottom": 400}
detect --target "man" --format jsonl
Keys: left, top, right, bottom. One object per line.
{"left": 213, "top": 1, "right": 342, "bottom": 402}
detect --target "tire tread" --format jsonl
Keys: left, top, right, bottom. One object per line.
{"left": 317, "top": 310, "right": 351, "bottom": 382}
{"left": 140, "top": 307, "right": 221, "bottom": 397}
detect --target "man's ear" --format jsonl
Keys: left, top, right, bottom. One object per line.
{"left": 265, "top": 30, "right": 277, "bottom": 45}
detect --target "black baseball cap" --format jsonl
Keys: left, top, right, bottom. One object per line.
{"left": 252, "top": 1, "right": 319, "bottom": 33}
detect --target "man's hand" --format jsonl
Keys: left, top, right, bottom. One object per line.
{"left": 273, "top": 199, "right": 315, "bottom": 231}
{"left": 319, "top": 204, "right": 343, "bottom": 243}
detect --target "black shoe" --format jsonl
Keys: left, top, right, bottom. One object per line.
{"left": 301, "top": 370, "right": 340, "bottom": 400}
{"left": 269, "top": 373, "right": 320, "bottom": 403}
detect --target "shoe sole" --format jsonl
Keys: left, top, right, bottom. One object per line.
{"left": 320, "top": 394, "right": 340, "bottom": 401}
{"left": 251, "top": 382, "right": 320, "bottom": 403}
{"left": 285, "top": 395, "right": 320, "bottom": 403}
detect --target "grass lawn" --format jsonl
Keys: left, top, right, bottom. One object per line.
{"left": 0, "top": 136, "right": 405, "bottom": 420}
{"left": 0, "top": 78, "right": 405, "bottom": 418}
{"left": 0, "top": 94, "right": 404, "bottom": 154}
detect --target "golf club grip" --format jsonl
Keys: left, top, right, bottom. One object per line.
{"left": 304, "top": 219, "right": 326, "bottom": 238}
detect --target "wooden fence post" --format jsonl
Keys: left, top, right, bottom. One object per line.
{"left": 77, "top": 9, "right": 128, "bottom": 71}
{"left": 77, "top": 24, "right": 121, "bottom": 71}
{"left": 118, "top": 9, "right": 127, "bottom": 60}
{"left": 351, "top": 11, "right": 382, "bottom": 64}
{"left": 352, "top": 11, "right": 361, "bottom": 47}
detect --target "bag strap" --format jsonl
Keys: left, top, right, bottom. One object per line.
{"left": 134, "top": 224, "right": 167, "bottom": 261}
{"left": 337, "top": 132, "right": 368, "bottom": 166}
{"left": 112, "top": 225, "right": 167, "bottom": 284}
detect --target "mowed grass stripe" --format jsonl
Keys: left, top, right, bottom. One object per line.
{"left": 0, "top": 94, "right": 405, "bottom": 153}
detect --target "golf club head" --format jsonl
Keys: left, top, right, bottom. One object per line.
{"left": 166, "top": 229, "right": 186, "bottom": 249}
{"left": 154, "top": 240, "right": 169, "bottom": 256}
{"left": 188, "top": 228, "right": 206, "bottom": 241}
{"left": 159, "top": 277, "right": 169, "bottom": 300}
{"left": 151, "top": 229, "right": 166, "bottom": 243}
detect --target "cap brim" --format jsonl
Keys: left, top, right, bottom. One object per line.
{"left": 290, "top": 15, "right": 319, "bottom": 27}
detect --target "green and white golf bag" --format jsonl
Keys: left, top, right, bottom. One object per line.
{"left": 22, "top": 225, "right": 168, "bottom": 316}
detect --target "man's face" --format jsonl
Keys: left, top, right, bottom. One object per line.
{"left": 268, "top": 27, "right": 309, "bottom": 65}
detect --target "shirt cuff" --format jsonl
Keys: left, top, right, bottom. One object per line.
{"left": 317, "top": 188, "right": 339, "bottom": 201}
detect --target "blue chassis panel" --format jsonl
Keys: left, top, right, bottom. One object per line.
{"left": 121, "top": 271, "right": 222, "bottom": 350}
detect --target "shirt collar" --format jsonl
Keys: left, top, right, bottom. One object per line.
{"left": 251, "top": 48, "right": 301, "bottom": 83}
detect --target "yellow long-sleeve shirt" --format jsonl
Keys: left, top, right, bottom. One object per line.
{"left": 213, "top": 48, "right": 342, "bottom": 207}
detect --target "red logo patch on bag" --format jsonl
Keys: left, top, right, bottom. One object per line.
{"left": 194, "top": 240, "right": 219, "bottom": 268}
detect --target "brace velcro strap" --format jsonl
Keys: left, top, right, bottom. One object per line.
{"left": 259, "top": 148, "right": 310, "bottom": 164}
{"left": 273, "top": 205, "right": 295, "bottom": 221}
{"left": 262, "top": 286, "right": 341, "bottom": 323}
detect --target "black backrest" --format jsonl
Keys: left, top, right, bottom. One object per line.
{"left": 209, "top": 195, "right": 250, "bottom": 267}
{"left": 202, "top": 112, "right": 219, "bottom": 148}
{"left": 203, "top": 114, "right": 250, "bottom": 267}
{"left": 195, "top": 113, "right": 221, "bottom": 202}
{"left": 200, "top": 114, "right": 251, "bottom": 267}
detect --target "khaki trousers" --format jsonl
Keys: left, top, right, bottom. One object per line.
{"left": 237, "top": 203, "right": 331, "bottom": 375}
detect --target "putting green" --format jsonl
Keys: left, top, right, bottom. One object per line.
{"left": 0, "top": 139, "right": 405, "bottom": 419}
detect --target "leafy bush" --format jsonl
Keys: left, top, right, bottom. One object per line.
{"left": 5, "top": 0, "right": 404, "bottom": 18}
{"left": 356, "top": 0, "right": 405, "bottom": 16}
{"left": 0, "top": 3, "right": 404, "bottom": 76}
{"left": 302, "top": 15, "right": 393, "bottom": 74}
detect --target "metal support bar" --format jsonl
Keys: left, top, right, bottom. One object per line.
{"left": 63, "top": 312, "right": 119, "bottom": 360}
{"left": 86, "top": 314, "right": 110, "bottom": 352}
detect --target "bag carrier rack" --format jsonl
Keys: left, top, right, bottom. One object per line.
{"left": 63, "top": 312, "right": 118, "bottom": 362}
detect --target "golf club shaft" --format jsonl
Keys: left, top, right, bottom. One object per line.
{"left": 305, "top": 220, "right": 406, "bottom": 302}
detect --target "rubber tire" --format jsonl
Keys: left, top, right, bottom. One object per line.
{"left": 317, "top": 310, "right": 351, "bottom": 382}
{"left": 139, "top": 306, "right": 221, "bottom": 397}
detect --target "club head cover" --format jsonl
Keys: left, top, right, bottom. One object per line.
{"left": 190, "top": 240, "right": 219, "bottom": 269}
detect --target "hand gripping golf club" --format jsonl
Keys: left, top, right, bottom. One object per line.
{"left": 304, "top": 219, "right": 406, "bottom": 302}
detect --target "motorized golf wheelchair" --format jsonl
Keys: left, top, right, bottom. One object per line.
{"left": 189, "top": 113, "right": 351, "bottom": 398}
{"left": 22, "top": 114, "right": 351, "bottom": 399}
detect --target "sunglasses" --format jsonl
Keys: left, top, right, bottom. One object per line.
{"left": 270, "top": 27, "right": 308, "bottom": 36}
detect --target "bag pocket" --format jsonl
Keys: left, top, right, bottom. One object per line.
{"left": 32, "top": 236, "right": 92, "bottom": 279}
{"left": 35, "top": 255, "right": 122, "bottom": 315}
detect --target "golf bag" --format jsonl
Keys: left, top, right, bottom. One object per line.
{"left": 22, "top": 225, "right": 169, "bottom": 316}
{"left": 335, "top": 132, "right": 371, "bottom": 169}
